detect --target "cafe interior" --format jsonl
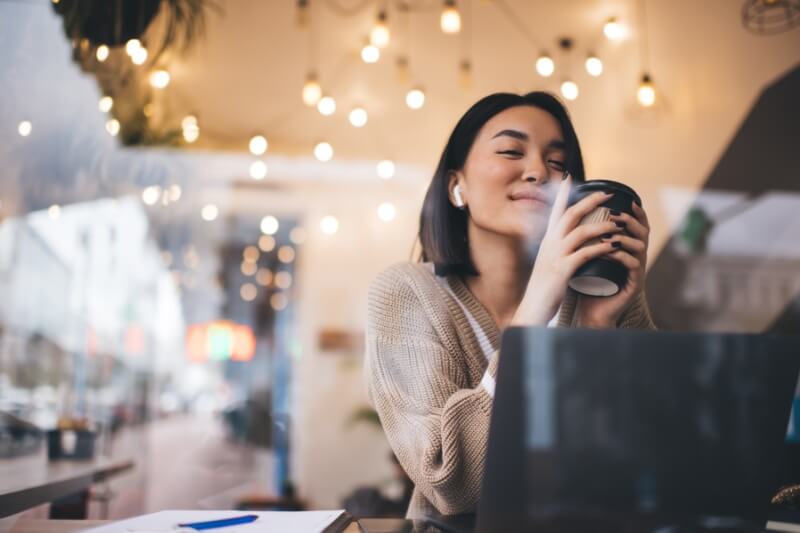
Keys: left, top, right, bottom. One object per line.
{"left": 0, "top": 0, "right": 799, "bottom": 531}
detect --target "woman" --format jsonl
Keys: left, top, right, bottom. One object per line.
{"left": 365, "top": 92, "right": 656, "bottom": 520}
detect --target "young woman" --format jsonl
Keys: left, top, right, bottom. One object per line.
{"left": 365, "top": 92, "right": 656, "bottom": 520}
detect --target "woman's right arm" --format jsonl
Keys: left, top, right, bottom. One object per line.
{"left": 365, "top": 265, "right": 496, "bottom": 516}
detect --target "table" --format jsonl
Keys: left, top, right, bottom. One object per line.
{"left": 0, "top": 455, "right": 134, "bottom": 519}
{"left": 8, "top": 519, "right": 377, "bottom": 533}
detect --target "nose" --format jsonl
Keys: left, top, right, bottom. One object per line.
{"left": 523, "top": 154, "right": 549, "bottom": 184}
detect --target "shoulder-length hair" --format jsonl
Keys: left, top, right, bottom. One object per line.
{"left": 418, "top": 91, "right": 586, "bottom": 277}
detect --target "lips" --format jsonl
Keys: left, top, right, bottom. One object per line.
{"left": 509, "top": 190, "right": 551, "bottom": 205}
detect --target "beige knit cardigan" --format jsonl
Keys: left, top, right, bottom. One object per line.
{"left": 364, "top": 262, "right": 657, "bottom": 519}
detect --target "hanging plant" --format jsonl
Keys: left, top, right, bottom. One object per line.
{"left": 52, "top": 0, "right": 218, "bottom": 62}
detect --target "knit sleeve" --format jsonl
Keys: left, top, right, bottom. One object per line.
{"left": 617, "top": 291, "right": 657, "bottom": 330}
{"left": 364, "top": 265, "right": 496, "bottom": 516}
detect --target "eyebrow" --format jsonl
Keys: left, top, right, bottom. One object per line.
{"left": 491, "top": 129, "right": 566, "bottom": 150}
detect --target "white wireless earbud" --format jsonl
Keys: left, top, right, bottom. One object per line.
{"left": 453, "top": 184, "right": 465, "bottom": 208}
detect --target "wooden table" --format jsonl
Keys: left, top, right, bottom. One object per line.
{"left": 9, "top": 519, "right": 379, "bottom": 532}
{"left": 0, "top": 454, "right": 134, "bottom": 519}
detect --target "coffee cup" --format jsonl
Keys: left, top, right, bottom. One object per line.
{"left": 567, "top": 179, "right": 642, "bottom": 297}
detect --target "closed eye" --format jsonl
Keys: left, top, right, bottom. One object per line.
{"left": 497, "top": 150, "right": 523, "bottom": 157}
{"left": 548, "top": 159, "right": 565, "bottom": 170}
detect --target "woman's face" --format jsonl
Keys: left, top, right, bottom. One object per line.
{"left": 451, "top": 105, "right": 568, "bottom": 240}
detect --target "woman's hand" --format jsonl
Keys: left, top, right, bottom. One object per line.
{"left": 576, "top": 201, "right": 650, "bottom": 328}
{"left": 511, "top": 175, "right": 625, "bottom": 327}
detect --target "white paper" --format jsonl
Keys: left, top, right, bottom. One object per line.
{"left": 79, "top": 509, "right": 347, "bottom": 533}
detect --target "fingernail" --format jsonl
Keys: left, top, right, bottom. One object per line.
{"left": 611, "top": 241, "right": 622, "bottom": 248}
{"left": 610, "top": 209, "right": 621, "bottom": 216}
{"left": 602, "top": 233, "right": 613, "bottom": 239}
{"left": 614, "top": 221, "right": 626, "bottom": 228}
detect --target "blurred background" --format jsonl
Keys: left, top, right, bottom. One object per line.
{"left": 0, "top": 0, "right": 798, "bottom": 523}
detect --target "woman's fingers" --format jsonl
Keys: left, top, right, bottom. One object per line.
{"left": 605, "top": 249, "right": 641, "bottom": 271}
{"left": 609, "top": 210, "right": 649, "bottom": 242}
{"left": 561, "top": 221, "right": 624, "bottom": 254}
{"left": 568, "top": 240, "right": 619, "bottom": 270}
{"left": 632, "top": 201, "right": 649, "bottom": 227}
{"left": 555, "top": 191, "right": 613, "bottom": 237}
{"left": 600, "top": 233, "right": 646, "bottom": 256}
{"left": 546, "top": 173, "right": 572, "bottom": 234}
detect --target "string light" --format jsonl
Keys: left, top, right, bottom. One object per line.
{"left": 377, "top": 202, "right": 396, "bottom": 222}
{"left": 376, "top": 160, "right": 395, "bottom": 179}
{"left": 201, "top": 204, "right": 219, "bottom": 221}
{"left": 149, "top": 69, "right": 170, "bottom": 89}
{"left": 317, "top": 95, "right": 336, "bottom": 116}
{"left": 48, "top": 205, "right": 61, "bottom": 220}
{"left": 261, "top": 215, "right": 279, "bottom": 235}
{"left": 182, "top": 115, "right": 199, "bottom": 143}
{"left": 440, "top": 0, "right": 462, "bottom": 34}
{"left": 585, "top": 54, "right": 603, "bottom": 76}
{"left": 290, "top": 227, "right": 307, "bottom": 245}
{"left": 603, "top": 17, "right": 627, "bottom": 41}
{"left": 98, "top": 96, "right": 113, "bottom": 112}
{"left": 314, "top": 141, "right": 333, "bottom": 162}
{"left": 240, "top": 283, "right": 257, "bottom": 302}
{"left": 249, "top": 135, "right": 268, "bottom": 155}
{"left": 142, "top": 186, "right": 161, "bottom": 205}
{"left": 131, "top": 47, "right": 148, "bottom": 65}
{"left": 258, "top": 234, "right": 276, "bottom": 252}
{"left": 406, "top": 87, "right": 426, "bottom": 109}
{"left": 370, "top": 10, "right": 390, "bottom": 48}
{"left": 17, "top": 121, "right": 32, "bottom": 137}
{"left": 361, "top": 43, "right": 380, "bottom": 63}
{"left": 348, "top": 107, "right": 368, "bottom": 127}
{"left": 125, "top": 39, "right": 141, "bottom": 56}
{"left": 278, "top": 245, "right": 296, "bottom": 263}
{"left": 535, "top": 53, "right": 555, "bottom": 77}
{"left": 256, "top": 268, "right": 273, "bottom": 287}
{"left": 169, "top": 184, "right": 182, "bottom": 202}
{"left": 275, "top": 271, "right": 293, "bottom": 289}
{"left": 637, "top": 74, "right": 656, "bottom": 107}
{"left": 96, "top": 45, "right": 109, "bottom": 62}
{"left": 243, "top": 245, "right": 260, "bottom": 262}
{"left": 106, "top": 119, "right": 120, "bottom": 136}
{"left": 270, "top": 292, "right": 288, "bottom": 311}
{"left": 320, "top": 215, "right": 339, "bottom": 235}
{"left": 241, "top": 260, "right": 257, "bottom": 276}
{"left": 560, "top": 80, "right": 579, "bottom": 101}
{"left": 249, "top": 160, "right": 268, "bottom": 180}
{"left": 302, "top": 72, "right": 322, "bottom": 106}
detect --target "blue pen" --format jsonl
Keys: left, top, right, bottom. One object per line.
{"left": 177, "top": 514, "right": 259, "bottom": 530}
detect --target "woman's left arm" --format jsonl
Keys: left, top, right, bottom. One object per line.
{"left": 576, "top": 201, "right": 656, "bottom": 330}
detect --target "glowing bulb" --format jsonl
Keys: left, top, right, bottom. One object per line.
{"left": 249, "top": 160, "right": 268, "bottom": 180}
{"left": 348, "top": 107, "right": 368, "bottom": 127}
{"left": 240, "top": 283, "right": 257, "bottom": 302}
{"left": 249, "top": 135, "right": 268, "bottom": 155}
{"left": 603, "top": 17, "right": 627, "bottom": 41}
{"left": 278, "top": 245, "right": 296, "bottom": 263}
{"left": 290, "top": 227, "right": 306, "bottom": 245}
{"left": 317, "top": 95, "right": 336, "bottom": 116}
{"left": 270, "top": 292, "right": 288, "bottom": 311}
{"left": 96, "top": 45, "right": 109, "bottom": 62}
{"left": 98, "top": 96, "right": 113, "bottom": 112}
{"left": 560, "top": 80, "right": 579, "bottom": 101}
{"left": 260, "top": 215, "right": 279, "bottom": 235}
{"left": 106, "top": 119, "right": 120, "bottom": 136}
{"left": 131, "top": 47, "right": 148, "bottom": 65}
{"left": 370, "top": 11, "right": 390, "bottom": 48}
{"left": 440, "top": 1, "right": 461, "bottom": 34}
{"left": 243, "top": 245, "right": 260, "bottom": 263}
{"left": 637, "top": 74, "right": 656, "bottom": 107}
{"left": 406, "top": 87, "right": 425, "bottom": 109}
{"left": 125, "top": 39, "right": 141, "bottom": 56}
{"left": 258, "top": 234, "right": 276, "bottom": 252}
{"left": 320, "top": 215, "right": 339, "bottom": 235}
{"left": 302, "top": 74, "right": 322, "bottom": 106}
{"left": 17, "top": 121, "right": 32, "bottom": 137}
{"left": 182, "top": 115, "right": 197, "bottom": 129}
{"left": 275, "top": 271, "right": 293, "bottom": 289}
{"left": 183, "top": 127, "right": 199, "bottom": 143}
{"left": 149, "top": 69, "right": 170, "bottom": 89}
{"left": 585, "top": 55, "right": 603, "bottom": 77}
{"left": 48, "top": 205, "right": 61, "bottom": 220}
{"left": 201, "top": 204, "right": 218, "bottom": 221}
{"left": 361, "top": 44, "right": 380, "bottom": 63}
{"left": 377, "top": 202, "right": 396, "bottom": 222}
{"left": 314, "top": 141, "right": 334, "bottom": 162}
{"left": 256, "top": 268, "right": 273, "bottom": 287}
{"left": 535, "top": 54, "right": 555, "bottom": 77}
{"left": 241, "top": 260, "right": 257, "bottom": 276}
{"left": 141, "top": 186, "right": 161, "bottom": 205}
{"left": 376, "top": 160, "right": 395, "bottom": 179}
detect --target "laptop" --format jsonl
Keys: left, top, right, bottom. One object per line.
{"left": 476, "top": 328, "right": 800, "bottom": 533}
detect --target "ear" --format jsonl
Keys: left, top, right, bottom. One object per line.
{"left": 447, "top": 170, "right": 466, "bottom": 208}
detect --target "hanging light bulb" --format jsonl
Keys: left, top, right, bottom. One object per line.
{"left": 585, "top": 53, "right": 603, "bottom": 76}
{"left": 125, "top": 39, "right": 141, "bottom": 56}
{"left": 131, "top": 46, "right": 148, "bottom": 65}
{"left": 17, "top": 121, "right": 32, "bottom": 137}
{"left": 106, "top": 118, "right": 121, "bottom": 136}
{"left": 603, "top": 17, "right": 627, "bottom": 41}
{"left": 377, "top": 202, "right": 396, "bottom": 222}
{"left": 302, "top": 72, "right": 322, "bottom": 106}
{"left": 370, "top": 10, "right": 390, "bottom": 48}
{"left": 249, "top": 135, "right": 268, "bottom": 155}
{"left": 96, "top": 45, "right": 109, "bottom": 62}
{"left": 98, "top": 96, "right": 113, "bottom": 113}
{"left": 317, "top": 95, "right": 336, "bottom": 116}
{"left": 182, "top": 115, "right": 199, "bottom": 143}
{"left": 535, "top": 52, "right": 555, "bottom": 77}
{"left": 314, "top": 141, "right": 334, "bottom": 162}
{"left": 440, "top": 0, "right": 461, "bottom": 34}
{"left": 377, "top": 160, "right": 395, "bottom": 179}
{"left": 560, "top": 80, "right": 579, "bottom": 101}
{"left": 406, "top": 87, "right": 426, "bottom": 109}
{"left": 249, "top": 160, "right": 268, "bottom": 180}
{"left": 348, "top": 107, "right": 368, "bottom": 127}
{"left": 361, "top": 43, "right": 380, "bottom": 63}
{"left": 637, "top": 74, "right": 656, "bottom": 107}
{"left": 149, "top": 69, "right": 170, "bottom": 89}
